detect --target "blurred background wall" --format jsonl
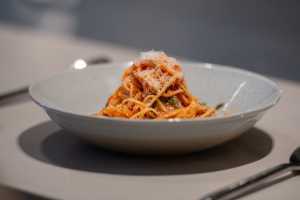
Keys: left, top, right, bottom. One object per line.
{"left": 0, "top": 0, "right": 299, "bottom": 81}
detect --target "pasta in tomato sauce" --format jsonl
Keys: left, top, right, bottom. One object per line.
{"left": 97, "top": 51, "right": 216, "bottom": 119}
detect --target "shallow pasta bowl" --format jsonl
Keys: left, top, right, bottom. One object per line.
{"left": 29, "top": 62, "right": 281, "bottom": 154}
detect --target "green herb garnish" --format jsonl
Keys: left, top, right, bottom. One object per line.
{"left": 200, "top": 102, "right": 207, "bottom": 106}
{"left": 159, "top": 96, "right": 180, "bottom": 107}
{"left": 167, "top": 97, "right": 179, "bottom": 107}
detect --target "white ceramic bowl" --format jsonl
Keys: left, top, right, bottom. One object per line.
{"left": 30, "top": 62, "right": 281, "bottom": 154}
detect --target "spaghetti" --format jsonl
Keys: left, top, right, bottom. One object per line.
{"left": 97, "top": 51, "right": 216, "bottom": 119}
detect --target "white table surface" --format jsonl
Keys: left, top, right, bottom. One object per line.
{"left": 0, "top": 25, "right": 300, "bottom": 200}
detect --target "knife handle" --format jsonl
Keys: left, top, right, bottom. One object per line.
{"left": 200, "top": 163, "right": 294, "bottom": 200}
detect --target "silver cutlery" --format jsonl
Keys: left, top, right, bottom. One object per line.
{"left": 200, "top": 147, "right": 300, "bottom": 200}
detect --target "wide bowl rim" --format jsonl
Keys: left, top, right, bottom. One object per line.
{"left": 29, "top": 61, "right": 282, "bottom": 124}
